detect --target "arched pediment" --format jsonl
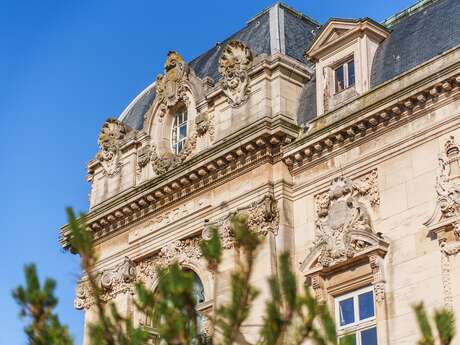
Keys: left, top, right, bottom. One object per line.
{"left": 300, "top": 230, "right": 389, "bottom": 275}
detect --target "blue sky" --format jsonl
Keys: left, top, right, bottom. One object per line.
{"left": 0, "top": 0, "right": 416, "bottom": 343}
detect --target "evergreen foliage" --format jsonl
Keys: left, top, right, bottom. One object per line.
{"left": 13, "top": 208, "right": 457, "bottom": 345}
{"left": 12, "top": 264, "right": 73, "bottom": 345}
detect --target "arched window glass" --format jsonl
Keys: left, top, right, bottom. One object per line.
{"left": 145, "top": 269, "right": 206, "bottom": 330}
{"left": 171, "top": 107, "right": 188, "bottom": 154}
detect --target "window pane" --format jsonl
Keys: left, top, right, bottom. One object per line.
{"left": 339, "top": 297, "right": 355, "bottom": 326}
{"left": 179, "top": 124, "right": 187, "bottom": 139}
{"left": 358, "top": 291, "right": 374, "bottom": 320}
{"left": 361, "top": 327, "right": 377, "bottom": 345}
{"left": 348, "top": 61, "right": 355, "bottom": 87}
{"left": 339, "top": 333, "right": 356, "bottom": 345}
{"left": 335, "top": 65, "right": 345, "bottom": 93}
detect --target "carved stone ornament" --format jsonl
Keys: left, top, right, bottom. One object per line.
{"left": 74, "top": 257, "right": 136, "bottom": 310}
{"left": 156, "top": 51, "right": 190, "bottom": 108}
{"left": 218, "top": 40, "right": 253, "bottom": 107}
{"left": 301, "top": 172, "right": 388, "bottom": 305}
{"left": 425, "top": 136, "right": 460, "bottom": 256}
{"left": 202, "top": 194, "right": 280, "bottom": 249}
{"left": 136, "top": 237, "right": 202, "bottom": 282}
{"left": 424, "top": 136, "right": 460, "bottom": 310}
{"left": 195, "top": 112, "right": 215, "bottom": 138}
{"left": 150, "top": 134, "right": 197, "bottom": 176}
{"left": 313, "top": 176, "right": 377, "bottom": 267}
{"left": 96, "top": 118, "right": 127, "bottom": 176}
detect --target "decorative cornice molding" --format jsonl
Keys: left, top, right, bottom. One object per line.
{"left": 283, "top": 72, "right": 460, "bottom": 174}
{"left": 61, "top": 127, "right": 294, "bottom": 249}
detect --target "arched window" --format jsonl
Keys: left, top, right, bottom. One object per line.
{"left": 144, "top": 269, "right": 206, "bottom": 336}
{"left": 171, "top": 107, "right": 188, "bottom": 154}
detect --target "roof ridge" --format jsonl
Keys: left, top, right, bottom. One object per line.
{"left": 382, "top": 0, "right": 442, "bottom": 27}
{"left": 247, "top": 2, "right": 320, "bottom": 27}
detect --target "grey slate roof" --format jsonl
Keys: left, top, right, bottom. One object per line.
{"left": 120, "top": 3, "right": 319, "bottom": 130}
{"left": 371, "top": 0, "right": 460, "bottom": 87}
{"left": 121, "top": 86, "right": 156, "bottom": 130}
{"left": 297, "top": 0, "right": 460, "bottom": 125}
{"left": 189, "top": 11, "right": 272, "bottom": 82}
{"left": 121, "top": 0, "right": 460, "bottom": 129}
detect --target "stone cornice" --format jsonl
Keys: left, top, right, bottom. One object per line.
{"left": 283, "top": 46, "right": 460, "bottom": 174}
{"left": 60, "top": 118, "right": 297, "bottom": 250}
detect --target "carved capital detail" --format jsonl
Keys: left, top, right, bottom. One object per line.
{"left": 74, "top": 257, "right": 136, "bottom": 310}
{"left": 96, "top": 118, "right": 127, "bottom": 176}
{"left": 218, "top": 40, "right": 253, "bottom": 107}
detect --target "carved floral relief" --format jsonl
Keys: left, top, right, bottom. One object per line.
{"left": 218, "top": 40, "right": 253, "bottom": 107}
{"left": 96, "top": 118, "right": 127, "bottom": 176}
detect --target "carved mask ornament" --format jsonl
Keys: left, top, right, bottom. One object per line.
{"left": 314, "top": 176, "right": 374, "bottom": 267}
{"left": 218, "top": 40, "right": 253, "bottom": 107}
{"left": 96, "top": 118, "right": 127, "bottom": 176}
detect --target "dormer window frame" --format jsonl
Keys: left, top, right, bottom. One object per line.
{"left": 305, "top": 18, "right": 390, "bottom": 116}
{"left": 333, "top": 56, "right": 356, "bottom": 94}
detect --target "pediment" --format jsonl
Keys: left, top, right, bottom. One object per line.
{"left": 306, "top": 18, "right": 389, "bottom": 61}
{"left": 316, "top": 23, "right": 355, "bottom": 49}
{"left": 300, "top": 230, "right": 390, "bottom": 276}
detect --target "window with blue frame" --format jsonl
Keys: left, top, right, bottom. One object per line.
{"left": 336, "top": 286, "right": 377, "bottom": 345}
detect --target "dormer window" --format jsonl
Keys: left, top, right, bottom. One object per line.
{"left": 171, "top": 107, "right": 188, "bottom": 154}
{"left": 306, "top": 18, "right": 389, "bottom": 115}
{"left": 335, "top": 59, "right": 355, "bottom": 94}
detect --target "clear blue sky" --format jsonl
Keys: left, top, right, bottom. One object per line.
{"left": 0, "top": 0, "right": 415, "bottom": 343}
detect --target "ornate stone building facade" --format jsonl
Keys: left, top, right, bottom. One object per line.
{"left": 61, "top": 1, "right": 460, "bottom": 344}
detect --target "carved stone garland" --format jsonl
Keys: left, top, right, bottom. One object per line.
{"left": 218, "top": 40, "right": 253, "bottom": 107}
{"left": 75, "top": 257, "right": 136, "bottom": 310}
{"left": 96, "top": 118, "right": 127, "bottom": 176}
{"left": 425, "top": 136, "right": 460, "bottom": 310}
